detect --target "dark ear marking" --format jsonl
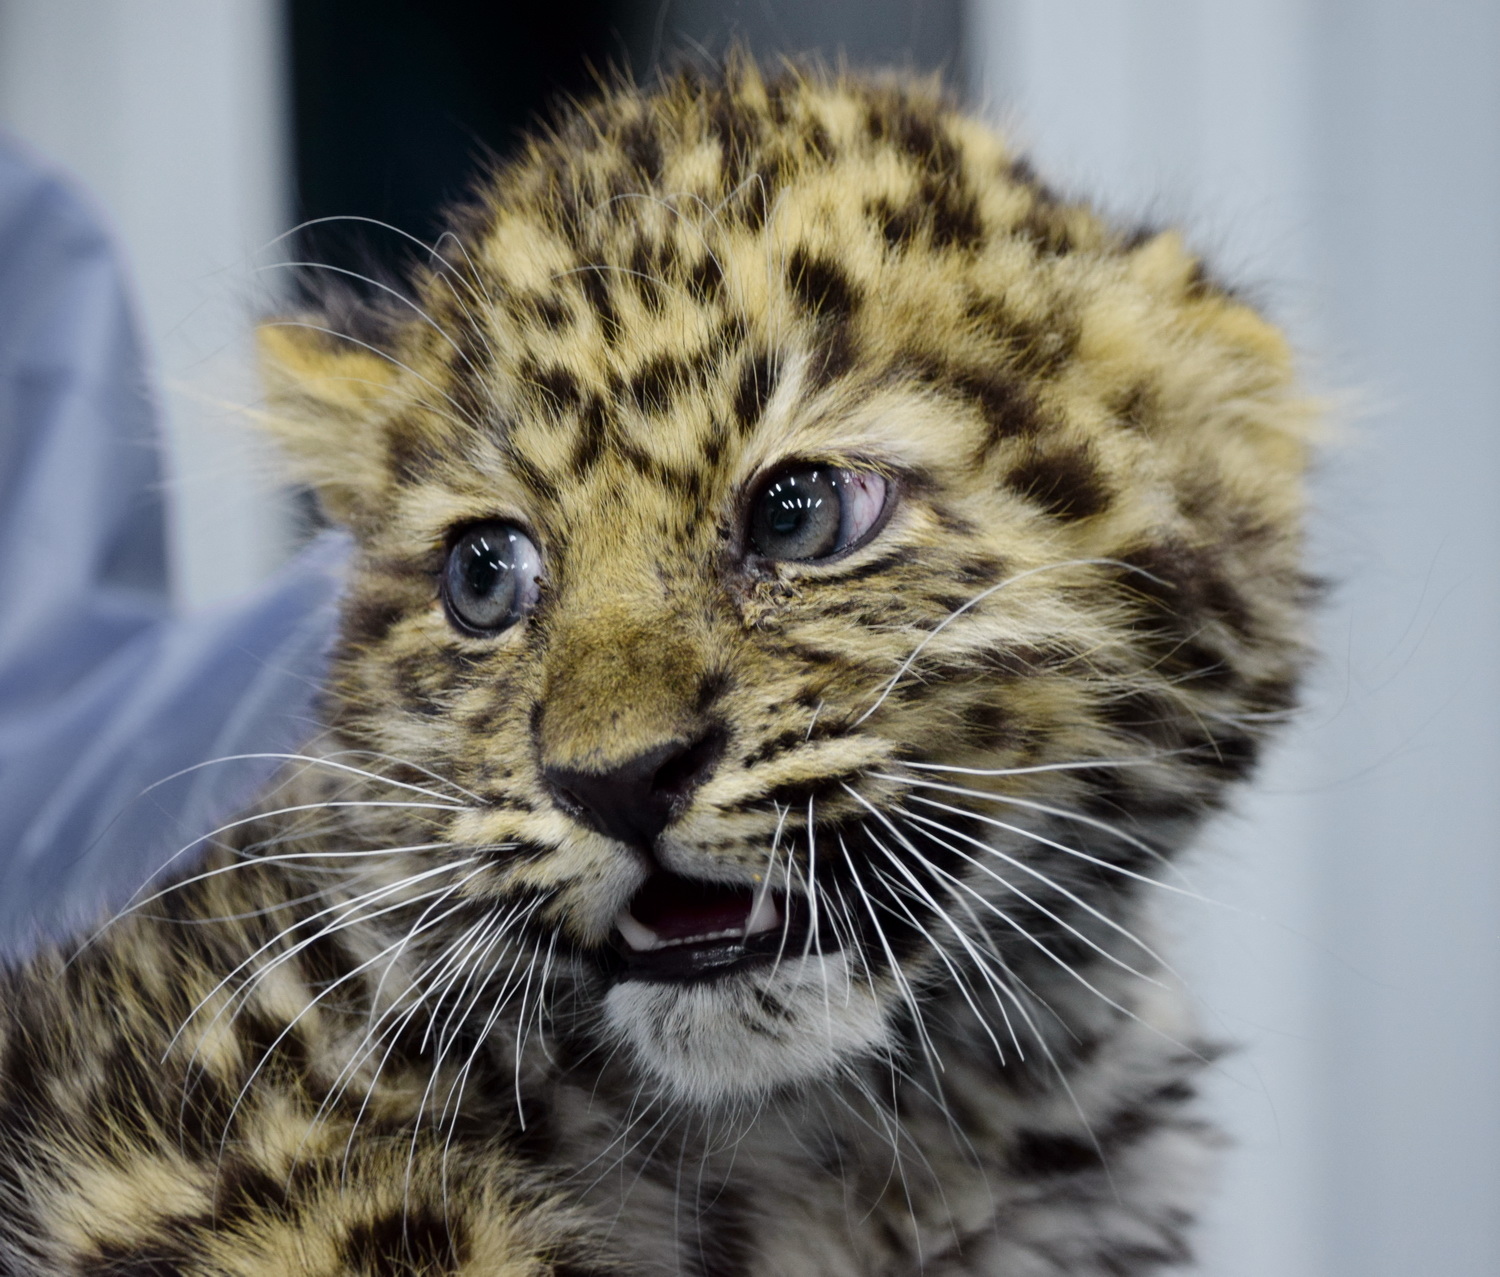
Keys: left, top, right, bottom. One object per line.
{"left": 928, "top": 183, "right": 984, "bottom": 250}
{"left": 809, "top": 323, "right": 858, "bottom": 389}
{"left": 386, "top": 430, "right": 443, "bottom": 484}
{"left": 1184, "top": 256, "right": 1240, "bottom": 300}
{"left": 341, "top": 594, "right": 407, "bottom": 649}
{"left": 526, "top": 292, "right": 572, "bottom": 330}
{"left": 1016, "top": 197, "right": 1078, "bottom": 256}
{"left": 949, "top": 368, "right": 1043, "bottom": 452}
{"left": 628, "top": 240, "right": 665, "bottom": 313}
{"left": 618, "top": 115, "right": 664, "bottom": 183}
{"left": 447, "top": 317, "right": 497, "bottom": 431}
{"left": 708, "top": 92, "right": 762, "bottom": 189}
{"left": 1113, "top": 382, "right": 1157, "bottom": 430}
{"left": 1007, "top": 154, "right": 1064, "bottom": 207}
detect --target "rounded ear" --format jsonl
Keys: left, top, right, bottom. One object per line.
{"left": 256, "top": 321, "right": 400, "bottom": 527}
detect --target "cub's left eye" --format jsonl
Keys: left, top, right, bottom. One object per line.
{"left": 746, "top": 465, "right": 889, "bottom": 562}
{"left": 442, "top": 523, "right": 542, "bottom": 634}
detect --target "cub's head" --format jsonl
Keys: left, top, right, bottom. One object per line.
{"left": 263, "top": 62, "right": 1310, "bottom": 1107}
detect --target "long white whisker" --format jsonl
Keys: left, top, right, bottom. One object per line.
{"left": 904, "top": 858, "right": 1032, "bottom": 1061}
{"left": 407, "top": 900, "right": 546, "bottom": 1202}
{"left": 425, "top": 906, "right": 520, "bottom": 1055}
{"left": 881, "top": 773, "right": 1204, "bottom": 892}
{"left": 902, "top": 757, "right": 1174, "bottom": 779}
{"left": 432, "top": 941, "right": 542, "bottom": 1191}
{"left": 226, "top": 865, "right": 482, "bottom": 1066}
{"left": 214, "top": 865, "right": 488, "bottom": 1169}
{"left": 262, "top": 320, "right": 484, "bottom": 430}
{"left": 895, "top": 800, "right": 1170, "bottom": 982}
{"left": 439, "top": 901, "right": 547, "bottom": 1123}
{"left": 412, "top": 914, "right": 507, "bottom": 1050}
{"left": 927, "top": 784, "right": 1183, "bottom": 876}
{"left": 79, "top": 818, "right": 461, "bottom": 959}
{"left": 764, "top": 803, "right": 796, "bottom": 981}
{"left": 313, "top": 749, "right": 485, "bottom": 803}
{"left": 167, "top": 856, "right": 475, "bottom": 1059}
{"left": 127, "top": 750, "right": 477, "bottom": 808}
{"left": 324, "top": 892, "right": 539, "bottom": 1178}
{"left": 861, "top": 801, "right": 1094, "bottom": 1066}
{"left": 803, "top": 796, "right": 822, "bottom": 963}
{"left": 865, "top": 855, "right": 1013, "bottom": 1067}
{"left": 263, "top": 214, "right": 500, "bottom": 331}
{"left": 847, "top": 783, "right": 1167, "bottom": 979}
{"left": 259, "top": 261, "right": 484, "bottom": 373}
{"left": 828, "top": 875, "right": 880, "bottom": 1010}
{"left": 880, "top": 820, "right": 1169, "bottom": 1040}
{"left": 839, "top": 832, "right": 945, "bottom": 1083}
{"left": 854, "top": 558, "right": 1168, "bottom": 726}
{"left": 894, "top": 814, "right": 1142, "bottom": 1189}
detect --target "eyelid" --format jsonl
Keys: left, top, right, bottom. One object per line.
{"left": 443, "top": 513, "right": 542, "bottom": 555}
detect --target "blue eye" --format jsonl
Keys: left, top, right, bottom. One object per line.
{"left": 747, "top": 466, "right": 889, "bottom": 561}
{"left": 442, "top": 523, "right": 542, "bottom": 634}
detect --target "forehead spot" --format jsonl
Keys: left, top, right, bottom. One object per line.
{"left": 1007, "top": 445, "right": 1112, "bottom": 521}
{"left": 787, "top": 248, "right": 860, "bottom": 321}
{"left": 732, "top": 352, "right": 780, "bottom": 436}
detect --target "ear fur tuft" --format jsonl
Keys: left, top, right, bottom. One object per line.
{"left": 256, "top": 320, "right": 399, "bottom": 527}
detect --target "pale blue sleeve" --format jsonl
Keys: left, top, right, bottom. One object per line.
{"left": 0, "top": 135, "right": 346, "bottom": 954}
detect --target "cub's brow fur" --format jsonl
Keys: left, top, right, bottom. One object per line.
{"left": 0, "top": 57, "right": 1311, "bottom": 1277}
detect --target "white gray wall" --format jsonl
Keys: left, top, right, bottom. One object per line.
{"left": 971, "top": 3, "right": 1500, "bottom": 1275}
{"left": 0, "top": 0, "right": 296, "bottom": 609}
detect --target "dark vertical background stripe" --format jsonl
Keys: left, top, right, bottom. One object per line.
{"left": 287, "top": 0, "right": 964, "bottom": 284}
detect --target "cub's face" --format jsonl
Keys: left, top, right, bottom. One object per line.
{"left": 264, "top": 66, "right": 1308, "bottom": 1106}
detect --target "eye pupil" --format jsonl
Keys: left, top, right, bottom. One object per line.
{"left": 465, "top": 540, "right": 506, "bottom": 595}
{"left": 769, "top": 501, "right": 804, "bottom": 536}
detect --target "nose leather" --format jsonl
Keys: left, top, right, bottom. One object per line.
{"left": 544, "top": 728, "right": 726, "bottom": 846}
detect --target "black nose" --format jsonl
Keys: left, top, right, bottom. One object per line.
{"left": 544, "top": 727, "right": 726, "bottom": 847}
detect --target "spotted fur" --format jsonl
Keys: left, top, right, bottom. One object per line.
{"left": 0, "top": 59, "right": 1311, "bottom": 1275}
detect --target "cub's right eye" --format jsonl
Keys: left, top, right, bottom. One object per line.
{"left": 442, "top": 523, "right": 542, "bottom": 635}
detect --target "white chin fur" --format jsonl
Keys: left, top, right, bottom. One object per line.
{"left": 603, "top": 952, "right": 890, "bottom": 1108}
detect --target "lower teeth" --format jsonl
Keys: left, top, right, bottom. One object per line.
{"left": 659, "top": 927, "right": 743, "bottom": 948}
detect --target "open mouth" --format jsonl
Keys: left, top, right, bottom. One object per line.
{"left": 612, "top": 872, "right": 826, "bottom": 983}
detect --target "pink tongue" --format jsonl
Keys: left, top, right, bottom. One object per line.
{"left": 630, "top": 874, "right": 754, "bottom": 941}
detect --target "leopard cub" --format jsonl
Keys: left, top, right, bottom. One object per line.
{"left": 0, "top": 58, "right": 1311, "bottom": 1277}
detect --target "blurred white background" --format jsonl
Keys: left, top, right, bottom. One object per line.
{"left": 0, "top": 0, "right": 295, "bottom": 609}
{"left": 2, "top": 2, "right": 1498, "bottom": 1273}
